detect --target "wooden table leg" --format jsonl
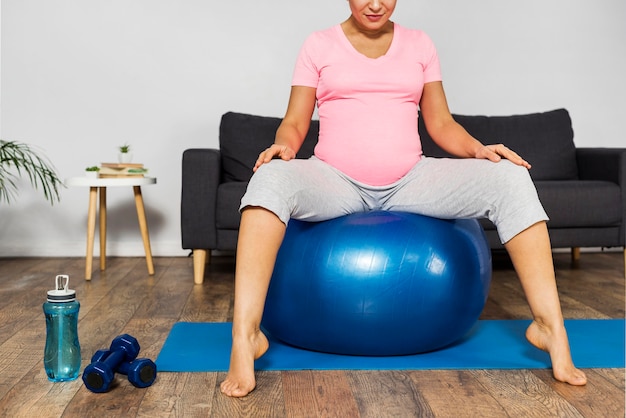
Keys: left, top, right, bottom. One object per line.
{"left": 85, "top": 187, "right": 98, "bottom": 280}
{"left": 133, "top": 186, "right": 155, "bottom": 275}
{"left": 99, "top": 187, "right": 107, "bottom": 271}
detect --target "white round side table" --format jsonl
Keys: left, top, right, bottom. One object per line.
{"left": 66, "top": 176, "right": 157, "bottom": 280}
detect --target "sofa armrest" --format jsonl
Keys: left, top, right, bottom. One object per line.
{"left": 576, "top": 147, "right": 626, "bottom": 245}
{"left": 181, "top": 148, "right": 221, "bottom": 250}
{"left": 576, "top": 148, "right": 626, "bottom": 184}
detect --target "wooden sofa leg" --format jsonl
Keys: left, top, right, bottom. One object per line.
{"left": 571, "top": 247, "right": 581, "bottom": 266}
{"left": 193, "top": 249, "right": 208, "bottom": 284}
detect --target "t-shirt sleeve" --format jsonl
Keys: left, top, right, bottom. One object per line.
{"left": 419, "top": 32, "right": 442, "bottom": 84}
{"left": 291, "top": 34, "right": 321, "bottom": 88}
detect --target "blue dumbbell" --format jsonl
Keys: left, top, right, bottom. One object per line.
{"left": 118, "top": 356, "right": 157, "bottom": 389}
{"left": 82, "top": 334, "right": 157, "bottom": 393}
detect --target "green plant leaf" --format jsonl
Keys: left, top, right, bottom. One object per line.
{"left": 0, "top": 140, "right": 64, "bottom": 205}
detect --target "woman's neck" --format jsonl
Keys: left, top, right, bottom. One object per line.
{"left": 341, "top": 16, "right": 394, "bottom": 39}
{"left": 341, "top": 17, "right": 394, "bottom": 59}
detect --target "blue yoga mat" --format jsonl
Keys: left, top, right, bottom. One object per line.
{"left": 156, "top": 319, "right": 625, "bottom": 372}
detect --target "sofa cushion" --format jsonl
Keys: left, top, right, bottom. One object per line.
{"left": 537, "top": 181, "right": 622, "bottom": 228}
{"left": 481, "top": 180, "right": 621, "bottom": 231}
{"left": 419, "top": 109, "right": 579, "bottom": 181}
{"left": 220, "top": 112, "right": 319, "bottom": 183}
{"left": 220, "top": 113, "right": 281, "bottom": 183}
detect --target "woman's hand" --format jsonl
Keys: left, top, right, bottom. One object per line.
{"left": 253, "top": 144, "right": 296, "bottom": 172}
{"left": 476, "top": 144, "right": 531, "bottom": 169}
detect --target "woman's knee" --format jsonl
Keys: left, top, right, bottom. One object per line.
{"left": 486, "top": 161, "right": 537, "bottom": 201}
{"left": 496, "top": 160, "right": 532, "bottom": 181}
{"left": 489, "top": 163, "right": 548, "bottom": 243}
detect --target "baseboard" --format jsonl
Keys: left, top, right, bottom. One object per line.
{"left": 0, "top": 240, "right": 189, "bottom": 257}
{"left": 552, "top": 247, "right": 623, "bottom": 254}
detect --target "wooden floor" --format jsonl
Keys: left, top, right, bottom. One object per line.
{"left": 0, "top": 252, "right": 623, "bottom": 417}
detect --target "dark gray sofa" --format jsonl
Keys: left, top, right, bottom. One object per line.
{"left": 182, "top": 109, "right": 625, "bottom": 284}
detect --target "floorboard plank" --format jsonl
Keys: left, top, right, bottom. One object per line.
{"left": 598, "top": 367, "right": 626, "bottom": 391}
{"left": 532, "top": 368, "right": 625, "bottom": 418}
{"left": 179, "top": 268, "right": 234, "bottom": 323}
{"left": 347, "top": 370, "right": 432, "bottom": 417}
{"left": 136, "top": 372, "right": 218, "bottom": 418}
{"left": 471, "top": 369, "right": 585, "bottom": 417}
{"left": 282, "top": 370, "right": 360, "bottom": 417}
{"left": 132, "top": 258, "right": 191, "bottom": 321}
{"left": 408, "top": 370, "right": 507, "bottom": 418}
{"left": 1, "top": 368, "right": 82, "bottom": 418}
{"left": 0, "top": 318, "right": 50, "bottom": 400}
{"left": 211, "top": 371, "right": 286, "bottom": 417}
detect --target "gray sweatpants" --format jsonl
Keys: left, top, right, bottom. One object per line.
{"left": 240, "top": 156, "right": 548, "bottom": 244}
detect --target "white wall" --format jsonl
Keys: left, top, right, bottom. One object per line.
{"left": 1, "top": 0, "right": 624, "bottom": 257}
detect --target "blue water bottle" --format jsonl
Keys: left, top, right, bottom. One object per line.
{"left": 43, "top": 274, "right": 81, "bottom": 382}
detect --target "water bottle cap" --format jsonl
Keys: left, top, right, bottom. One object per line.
{"left": 47, "top": 275, "right": 76, "bottom": 302}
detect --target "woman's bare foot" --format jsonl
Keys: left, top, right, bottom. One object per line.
{"left": 220, "top": 329, "right": 270, "bottom": 397}
{"left": 526, "top": 320, "right": 587, "bottom": 385}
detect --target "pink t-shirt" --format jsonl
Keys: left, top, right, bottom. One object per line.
{"left": 292, "top": 23, "right": 442, "bottom": 186}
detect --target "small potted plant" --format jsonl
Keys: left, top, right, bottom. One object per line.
{"left": 118, "top": 143, "right": 132, "bottom": 163}
{"left": 85, "top": 166, "right": 100, "bottom": 178}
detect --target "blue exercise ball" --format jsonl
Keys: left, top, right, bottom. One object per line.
{"left": 262, "top": 211, "right": 492, "bottom": 356}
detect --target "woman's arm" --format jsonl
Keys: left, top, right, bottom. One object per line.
{"left": 254, "top": 86, "right": 317, "bottom": 172}
{"left": 419, "top": 81, "right": 531, "bottom": 168}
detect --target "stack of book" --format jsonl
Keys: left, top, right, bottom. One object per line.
{"left": 98, "top": 163, "right": 148, "bottom": 178}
